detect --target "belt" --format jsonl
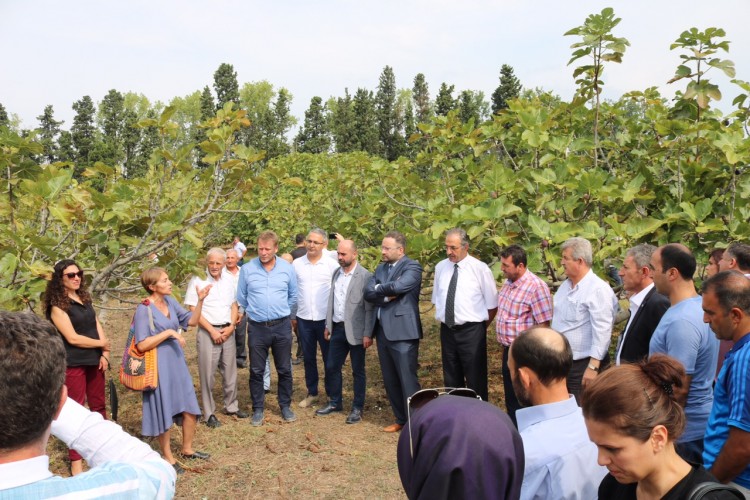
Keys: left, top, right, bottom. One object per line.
{"left": 249, "top": 316, "right": 289, "bottom": 327}
{"left": 211, "top": 323, "right": 231, "bottom": 328}
{"left": 444, "top": 321, "right": 483, "bottom": 331}
{"left": 332, "top": 321, "right": 344, "bottom": 327}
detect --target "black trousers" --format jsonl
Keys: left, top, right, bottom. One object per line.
{"left": 502, "top": 344, "right": 521, "bottom": 427}
{"left": 568, "top": 353, "right": 610, "bottom": 404}
{"left": 375, "top": 323, "right": 420, "bottom": 425}
{"left": 249, "top": 318, "right": 293, "bottom": 410}
{"left": 440, "top": 321, "right": 488, "bottom": 402}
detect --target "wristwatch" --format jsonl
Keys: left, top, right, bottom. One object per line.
{"left": 587, "top": 364, "right": 600, "bottom": 372}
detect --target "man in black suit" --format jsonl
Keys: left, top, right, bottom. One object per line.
{"left": 615, "top": 243, "right": 670, "bottom": 364}
{"left": 364, "top": 230, "right": 423, "bottom": 432}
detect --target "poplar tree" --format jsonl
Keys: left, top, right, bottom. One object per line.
{"left": 352, "top": 88, "right": 380, "bottom": 155}
{"left": 36, "top": 105, "right": 63, "bottom": 163}
{"left": 412, "top": 73, "right": 431, "bottom": 123}
{"left": 435, "top": 83, "right": 457, "bottom": 116}
{"left": 295, "top": 96, "right": 331, "bottom": 154}
{"left": 213, "top": 63, "right": 240, "bottom": 110}
{"left": 71, "top": 95, "right": 97, "bottom": 176}
{"left": 375, "top": 66, "right": 402, "bottom": 161}
{"left": 491, "top": 64, "right": 522, "bottom": 113}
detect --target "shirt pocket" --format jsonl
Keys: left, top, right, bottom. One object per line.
{"left": 564, "top": 299, "right": 582, "bottom": 322}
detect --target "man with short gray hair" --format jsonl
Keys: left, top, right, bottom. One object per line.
{"left": 551, "top": 237, "right": 617, "bottom": 401}
{"left": 719, "top": 242, "right": 750, "bottom": 277}
{"left": 186, "top": 247, "right": 247, "bottom": 426}
{"left": 431, "top": 228, "right": 497, "bottom": 401}
{"left": 615, "top": 244, "right": 670, "bottom": 365}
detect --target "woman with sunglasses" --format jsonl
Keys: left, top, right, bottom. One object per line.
{"left": 582, "top": 354, "right": 737, "bottom": 499}
{"left": 397, "top": 388, "right": 525, "bottom": 499}
{"left": 43, "top": 259, "right": 111, "bottom": 476}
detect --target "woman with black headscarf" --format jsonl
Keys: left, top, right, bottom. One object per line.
{"left": 397, "top": 392, "right": 525, "bottom": 500}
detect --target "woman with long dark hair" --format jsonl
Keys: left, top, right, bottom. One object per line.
{"left": 43, "top": 259, "right": 111, "bottom": 476}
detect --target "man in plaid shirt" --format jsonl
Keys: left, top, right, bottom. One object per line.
{"left": 496, "top": 245, "right": 553, "bottom": 426}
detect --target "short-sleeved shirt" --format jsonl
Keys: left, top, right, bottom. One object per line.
{"left": 496, "top": 270, "right": 553, "bottom": 346}
{"left": 704, "top": 332, "right": 750, "bottom": 488}
{"left": 432, "top": 255, "right": 498, "bottom": 325}
{"left": 184, "top": 270, "right": 236, "bottom": 325}
{"left": 649, "top": 296, "right": 719, "bottom": 442}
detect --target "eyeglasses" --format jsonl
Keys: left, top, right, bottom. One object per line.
{"left": 64, "top": 271, "right": 84, "bottom": 279}
{"left": 306, "top": 239, "right": 325, "bottom": 246}
{"left": 407, "top": 387, "right": 481, "bottom": 458}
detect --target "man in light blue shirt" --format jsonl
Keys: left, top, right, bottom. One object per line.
{"left": 510, "top": 327, "right": 606, "bottom": 500}
{"left": 649, "top": 244, "right": 718, "bottom": 463}
{"left": 0, "top": 311, "right": 175, "bottom": 499}
{"left": 236, "top": 230, "right": 298, "bottom": 426}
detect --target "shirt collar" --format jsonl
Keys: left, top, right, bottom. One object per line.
{"left": 0, "top": 455, "right": 52, "bottom": 490}
{"left": 629, "top": 282, "right": 654, "bottom": 308}
{"left": 516, "top": 396, "right": 580, "bottom": 432}
{"left": 341, "top": 262, "right": 358, "bottom": 276}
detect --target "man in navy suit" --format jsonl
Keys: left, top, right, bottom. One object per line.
{"left": 615, "top": 244, "right": 670, "bottom": 365}
{"left": 365, "top": 230, "right": 423, "bottom": 432}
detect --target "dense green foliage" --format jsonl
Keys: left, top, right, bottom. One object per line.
{"left": 1, "top": 9, "right": 748, "bottom": 312}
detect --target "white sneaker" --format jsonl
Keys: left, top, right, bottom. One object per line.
{"left": 298, "top": 394, "right": 318, "bottom": 408}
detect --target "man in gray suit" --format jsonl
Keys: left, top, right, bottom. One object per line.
{"left": 316, "top": 240, "right": 375, "bottom": 424}
{"left": 365, "top": 230, "right": 423, "bottom": 432}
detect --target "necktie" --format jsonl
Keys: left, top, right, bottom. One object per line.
{"left": 445, "top": 264, "right": 458, "bottom": 328}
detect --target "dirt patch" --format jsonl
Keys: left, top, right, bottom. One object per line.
{"left": 47, "top": 301, "right": 506, "bottom": 499}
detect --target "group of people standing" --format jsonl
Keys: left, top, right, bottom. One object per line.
{"left": 400, "top": 237, "right": 750, "bottom": 499}
{"left": 31, "top": 230, "right": 750, "bottom": 498}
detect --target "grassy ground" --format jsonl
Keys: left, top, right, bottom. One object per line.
{"left": 47, "top": 300, "right": 507, "bottom": 499}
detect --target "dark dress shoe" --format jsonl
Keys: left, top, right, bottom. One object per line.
{"left": 172, "top": 462, "right": 185, "bottom": 475}
{"left": 236, "top": 360, "right": 247, "bottom": 369}
{"left": 291, "top": 357, "right": 302, "bottom": 365}
{"left": 180, "top": 450, "right": 210, "bottom": 460}
{"left": 315, "top": 402, "right": 343, "bottom": 416}
{"left": 345, "top": 408, "right": 362, "bottom": 424}
{"left": 205, "top": 414, "right": 221, "bottom": 428}
{"left": 226, "top": 409, "right": 250, "bottom": 418}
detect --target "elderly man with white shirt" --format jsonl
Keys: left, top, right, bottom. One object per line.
{"left": 551, "top": 237, "right": 617, "bottom": 402}
{"left": 431, "top": 228, "right": 498, "bottom": 402}
{"left": 185, "top": 247, "right": 248, "bottom": 427}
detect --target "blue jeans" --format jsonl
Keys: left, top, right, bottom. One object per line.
{"left": 249, "top": 318, "right": 292, "bottom": 410}
{"left": 325, "top": 322, "right": 366, "bottom": 410}
{"left": 298, "top": 318, "right": 331, "bottom": 397}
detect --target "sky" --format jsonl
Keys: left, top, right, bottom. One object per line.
{"left": 2, "top": 0, "right": 749, "bottom": 131}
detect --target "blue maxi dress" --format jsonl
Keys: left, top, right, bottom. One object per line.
{"left": 134, "top": 296, "right": 201, "bottom": 436}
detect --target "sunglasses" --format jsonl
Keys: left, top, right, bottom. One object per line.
{"left": 64, "top": 271, "right": 84, "bottom": 279}
{"left": 407, "top": 387, "right": 481, "bottom": 458}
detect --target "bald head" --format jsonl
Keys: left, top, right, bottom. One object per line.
{"left": 510, "top": 327, "right": 572, "bottom": 386}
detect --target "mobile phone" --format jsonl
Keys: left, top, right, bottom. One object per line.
{"left": 329, "top": 233, "right": 337, "bottom": 240}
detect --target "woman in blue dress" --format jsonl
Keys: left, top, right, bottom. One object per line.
{"left": 134, "top": 267, "right": 212, "bottom": 474}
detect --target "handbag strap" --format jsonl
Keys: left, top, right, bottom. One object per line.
{"left": 688, "top": 481, "right": 745, "bottom": 499}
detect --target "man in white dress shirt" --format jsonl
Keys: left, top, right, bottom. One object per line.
{"left": 510, "top": 326, "right": 606, "bottom": 500}
{"left": 293, "top": 228, "right": 340, "bottom": 408}
{"left": 551, "top": 237, "right": 617, "bottom": 401}
{"left": 185, "top": 247, "right": 247, "bottom": 426}
{"left": 431, "top": 228, "right": 498, "bottom": 401}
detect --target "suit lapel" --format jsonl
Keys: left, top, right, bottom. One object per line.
{"left": 626, "top": 287, "right": 655, "bottom": 336}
